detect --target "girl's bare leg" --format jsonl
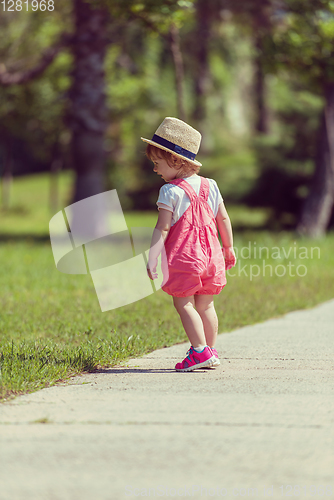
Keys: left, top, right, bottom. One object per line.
{"left": 173, "top": 295, "right": 207, "bottom": 348}
{"left": 194, "top": 295, "right": 218, "bottom": 347}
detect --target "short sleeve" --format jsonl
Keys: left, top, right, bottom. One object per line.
{"left": 212, "top": 179, "right": 223, "bottom": 204}
{"left": 207, "top": 179, "right": 223, "bottom": 217}
{"left": 156, "top": 184, "right": 176, "bottom": 212}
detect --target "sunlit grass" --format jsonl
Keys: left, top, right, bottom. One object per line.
{"left": 1, "top": 232, "right": 333, "bottom": 401}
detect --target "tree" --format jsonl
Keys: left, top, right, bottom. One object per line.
{"left": 0, "top": 0, "right": 191, "bottom": 213}
{"left": 272, "top": 0, "right": 334, "bottom": 237}
{"left": 0, "top": 5, "right": 73, "bottom": 208}
{"left": 0, "top": 2, "right": 109, "bottom": 211}
{"left": 223, "top": 0, "right": 334, "bottom": 235}
{"left": 127, "top": 7, "right": 190, "bottom": 121}
{"left": 187, "top": 0, "right": 224, "bottom": 130}
{"left": 221, "top": 0, "right": 274, "bottom": 134}
{"left": 69, "top": 0, "right": 192, "bottom": 207}
{"left": 67, "top": 0, "right": 109, "bottom": 205}
{"left": 169, "top": 22, "right": 186, "bottom": 121}
{"left": 252, "top": 2, "right": 272, "bottom": 133}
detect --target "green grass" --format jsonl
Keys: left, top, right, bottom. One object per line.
{"left": 0, "top": 171, "right": 74, "bottom": 235}
{"left": 0, "top": 172, "right": 334, "bottom": 401}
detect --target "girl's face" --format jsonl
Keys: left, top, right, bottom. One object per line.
{"left": 151, "top": 154, "right": 178, "bottom": 182}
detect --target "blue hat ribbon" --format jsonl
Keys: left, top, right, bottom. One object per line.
{"left": 151, "top": 134, "right": 196, "bottom": 161}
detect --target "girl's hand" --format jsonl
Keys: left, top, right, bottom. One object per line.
{"left": 147, "top": 258, "right": 158, "bottom": 280}
{"left": 223, "top": 246, "right": 237, "bottom": 270}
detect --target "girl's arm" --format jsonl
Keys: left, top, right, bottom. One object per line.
{"left": 147, "top": 208, "right": 172, "bottom": 280}
{"left": 216, "top": 202, "right": 237, "bottom": 270}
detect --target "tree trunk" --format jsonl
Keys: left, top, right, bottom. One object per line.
{"left": 169, "top": 23, "right": 186, "bottom": 122}
{"left": 49, "top": 141, "right": 63, "bottom": 214}
{"left": 296, "top": 84, "right": 334, "bottom": 238}
{"left": 2, "top": 135, "right": 12, "bottom": 211}
{"left": 192, "top": 0, "right": 211, "bottom": 127}
{"left": 253, "top": 6, "right": 270, "bottom": 134}
{"left": 254, "top": 32, "right": 269, "bottom": 134}
{"left": 68, "top": 0, "right": 109, "bottom": 205}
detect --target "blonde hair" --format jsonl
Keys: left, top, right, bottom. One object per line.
{"left": 146, "top": 144, "right": 200, "bottom": 177}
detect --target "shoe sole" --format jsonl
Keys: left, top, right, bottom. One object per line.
{"left": 199, "top": 357, "right": 220, "bottom": 369}
{"left": 175, "top": 355, "right": 216, "bottom": 372}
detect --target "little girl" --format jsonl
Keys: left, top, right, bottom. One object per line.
{"left": 141, "top": 117, "right": 236, "bottom": 372}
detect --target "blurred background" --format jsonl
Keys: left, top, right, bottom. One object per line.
{"left": 1, "top": 0, "right": 334, "bottom": 399}
{"left": 1, "top": 0, "right": 334, "bottom": 237}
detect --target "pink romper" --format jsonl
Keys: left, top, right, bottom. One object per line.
{"left": 161, "top": 177, "right": 226, "bottom": 297}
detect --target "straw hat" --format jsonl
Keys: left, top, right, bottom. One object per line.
{"left": 141, "top": 117, "right": 202, "bottom": 167}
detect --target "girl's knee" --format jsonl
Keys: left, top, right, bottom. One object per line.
{"left": 173, "top": 296, "right": 195, "bottom": 314}
{"left": 195, "top": 295, "right": 215, "bottom": 312}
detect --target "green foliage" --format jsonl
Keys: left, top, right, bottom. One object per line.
{"left": 1, "top": 0, "right": 334, "bottom": 219}
{"left": 242, "top": 78, "right": 324, "bottom": 228}
{"left": 87, "top": 0, "right": 195, "bottom": 35}
{"left": 272, "top": 0, "right": 334, "bottom": 88}
{"left": 0, "top": 1, "right": 73, "bottom": 162}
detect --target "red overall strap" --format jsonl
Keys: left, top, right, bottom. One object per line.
{"left": 198, "top": 177, "right": 210, "bottom": 202}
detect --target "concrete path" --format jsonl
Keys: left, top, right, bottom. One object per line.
{"left": 1, "top": 300, "right": 334, "bottom": 500}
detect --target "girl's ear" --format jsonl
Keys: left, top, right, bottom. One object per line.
{"left": 171, "top": 155, "right": 180, "bottom": 167}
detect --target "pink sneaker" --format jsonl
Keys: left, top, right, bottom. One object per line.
{"left": 211, "top": 347, "right": 221, "bottom": 367}
{"left": 175, "top": 346, "right": 215, "bottom": 372}
{"left": 199, "top": 347, "right": 220, "bottom": 368}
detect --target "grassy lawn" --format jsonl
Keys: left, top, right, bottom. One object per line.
{"left": 1, "top": 172, "right": 334, "bottom": 401}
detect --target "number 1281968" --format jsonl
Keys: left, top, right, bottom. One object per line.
{"left": 1, "top": 0, "right": 54, "bottom": 10}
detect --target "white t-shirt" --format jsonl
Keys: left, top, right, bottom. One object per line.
{"left": 156, "top": 174, "right": 223, "bottom": 226}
